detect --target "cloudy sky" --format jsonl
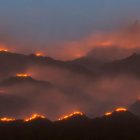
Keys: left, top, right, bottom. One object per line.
{"left": 0, "top": 0, "right": 140, "bottom": 59}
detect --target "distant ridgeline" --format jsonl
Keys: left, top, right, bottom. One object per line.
{"left": 0, "top": 108, "right": 140, "bottom": 140}
{"left": 1, "top": 50, "right": 140, "bottom": 140}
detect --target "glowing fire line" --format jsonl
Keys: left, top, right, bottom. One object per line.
{"left": 16, "top": 74, "right": 29, "bottom": 77}
{"left": 0, "top": 49, "right": 8, "bottom": 52}
{"left": 58, "top": 111, "right": 84, "bottom": 121}
{"left": 105, "top": 107, "right": 127, "bottom": 116}
{"left": 24, "top": 114, "right": 46, "bottom": 122}
{"left": 0, "top": 108, "right": 127, "bottom": 122}
{"left": 115, "top": 107, "right": 127, "bottom": 112}
{"left": 105, "top": 112, "right": 112, "bottom": 116}
{"left": 0, "top": 117, "right": 15, "bottom": 122}
{"left": 35, "top": 53, "right": 41, "bottom": 56}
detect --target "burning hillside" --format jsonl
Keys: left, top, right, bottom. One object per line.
{"left": 0, "top": 49, "right": 8, "bottom": 52}
{"left": 0, "top": 49, "right": 139, "bottom": 122}
{"left": 105, "top": 112, "right": 112, "bottom": 116}
{"left": 24, "top": 114, "right": 46, "bottom": 122}
{"left": 0, "top": 109, "right": 139, "bottom": 140}
{"left": 0, "top": 112, "right": 85, "bottom": 123}
{"left": 35, "top": 53, "right": 41, "bottom": 56}
{"left": 105, "top": 107, "right": 127, "bottom": 116}
{"left": 16, "top": 74, "right": 30, "bottom": 77}
{"left": 0, "top": 117, "right": 15, "bottom": 122}
{"left": 58, "top": 111, "right": 84, "bottom": 121}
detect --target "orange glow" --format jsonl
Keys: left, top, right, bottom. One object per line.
{"left": 0, "top": 89, "right": 4, "bottom": 93}
{"left": 35, "top": 53, "right": 41, "bottom": 56}
{"left": 75, "top": 53, "right": 83, "bottom": 58}
{"left": 16, "top": 74, "right": 29, "bottom": 77}
{"left": 105, "top": 107, "right": 127, "bottom": 116}
{"left": 138, "top": 97, "right": 140, "bottom": 101}
{"left": 101, "top": 41, "right": 113, "bottom": 46}
{"left": 115, "top": 107, "right": 127, "bottom": 112}
{"left": 0, "top": 49, "right": 8, "bottom": 52}
{"left": 0, "top": 117, "right": 15, "bottom": 122}
{"left": 24, "top": 114, "right": 46, "bottom": 122}
{"left": 105, "top": 112, "right": 113, "bottom": 116}
{"left": 58, "top": 111, "right": 84, "bottom": 121}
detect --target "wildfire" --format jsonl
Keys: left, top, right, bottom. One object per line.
{"left": 105, "top": 112, "right": 113, "bottom": 116}
{"left": 115, "top": 107, "right": 127, "bottom": 112}
{"left": 0, "top": 49, "right": 8, "bottom": 52}
{"left": 16, "top": 74, "right": 29, "bottom": 77}
{"left": 58, "top": 111, "right": 84, "bottom": 121}
{"left": 105, "top": 107, "right": 127, "bottom": 116}
{"left": 0, "top": 117, "right": 15, "bottom": 122}
{"left": 24, "top": 114, "right": 46, "bottom": 122}
{"left": 35, "top": 53, "right": 41, "bottom": 56}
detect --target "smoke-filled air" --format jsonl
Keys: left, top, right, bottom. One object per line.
{"left": 0, "top": 0, "right": 140, "bottom": 123}
{"left": 2, "top": 1, "right": 140, "bottom": 140}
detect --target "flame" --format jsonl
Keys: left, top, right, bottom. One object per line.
{"left": 105, "top": 107, "right": 127, "bottom": 116}
{"left": 24, "top": 114, "right": 46, "bottom": 122}
{"left": 115, "top": 107, "right": 127, "bottom": 112}
{"left": 0, "top": 49, "right": 8, "bottom": 52}
{"left": 105, "top": 112, "right": 113, "bottom": 116}
{"left": 58, "top": 111, "right": 84, "bottom": 121}
{"left": 0, "top": 117, "right": 15, "bottom": 122}
{"left": 16, "top": 74, "right": 29, "bottom": 77}
{"left": 35, "top": 53, "right": 41, "bottom": 56}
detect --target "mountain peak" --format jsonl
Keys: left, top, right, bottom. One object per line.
{"left": 0, "top": 75, "right": 52, "bottom": 87}
{"left": 57, "top": 111, "right": 88, "bottom": 123}
{"left": 127, "top": 53, "right": 140, "bottom": 59}
{"left": 129, "top": 99, "right": 140, "bottom": 117}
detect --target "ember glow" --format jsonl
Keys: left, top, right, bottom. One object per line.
{"left": 75, "top": 53, "right": 83, "bottom": 58}
{"left": 35, "top": 53, "right": 41, "bottom": 56}
{"left": 16, "top": 74, "right": 29, "bottom": 77}
{"left": 24, "top": 114, "right": 46, "bottom": 122}
{"left": 115, "top": 107, "right": 127, "bottom": 112}
{"left": 58, "top": 111, "right": 84, "bottom": 121}
{"left": 105, "top": 107, "right": 127, "bottom": 116}
{"left": 0, "top": 49, "right": 8, "bottom": 52}
{"left": 0, "top": 117, "right": 15, "bottom": 122}
{"left": 105, "top": 112, "right": 113, "bottom": 116}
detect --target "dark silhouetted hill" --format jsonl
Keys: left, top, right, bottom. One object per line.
{"left": 2, "top": 51, "right": 140, "bottom": 80}
{"left": 0, "top": 76, "right": 52, "bottom": 87}
{"left": 0, "top": 52, "right": 94, "bottom": 81}
{"left": 102, "top": 53, "right": 140, "bottom": 77}
{"left": 0, "top": 111, "right": 140, "bottom": 140}
{"left": 67, "top": 56, "right": 104, "bottom": 74}
{"left": 129, "top": 99, "right": 140, "bottom": 117}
